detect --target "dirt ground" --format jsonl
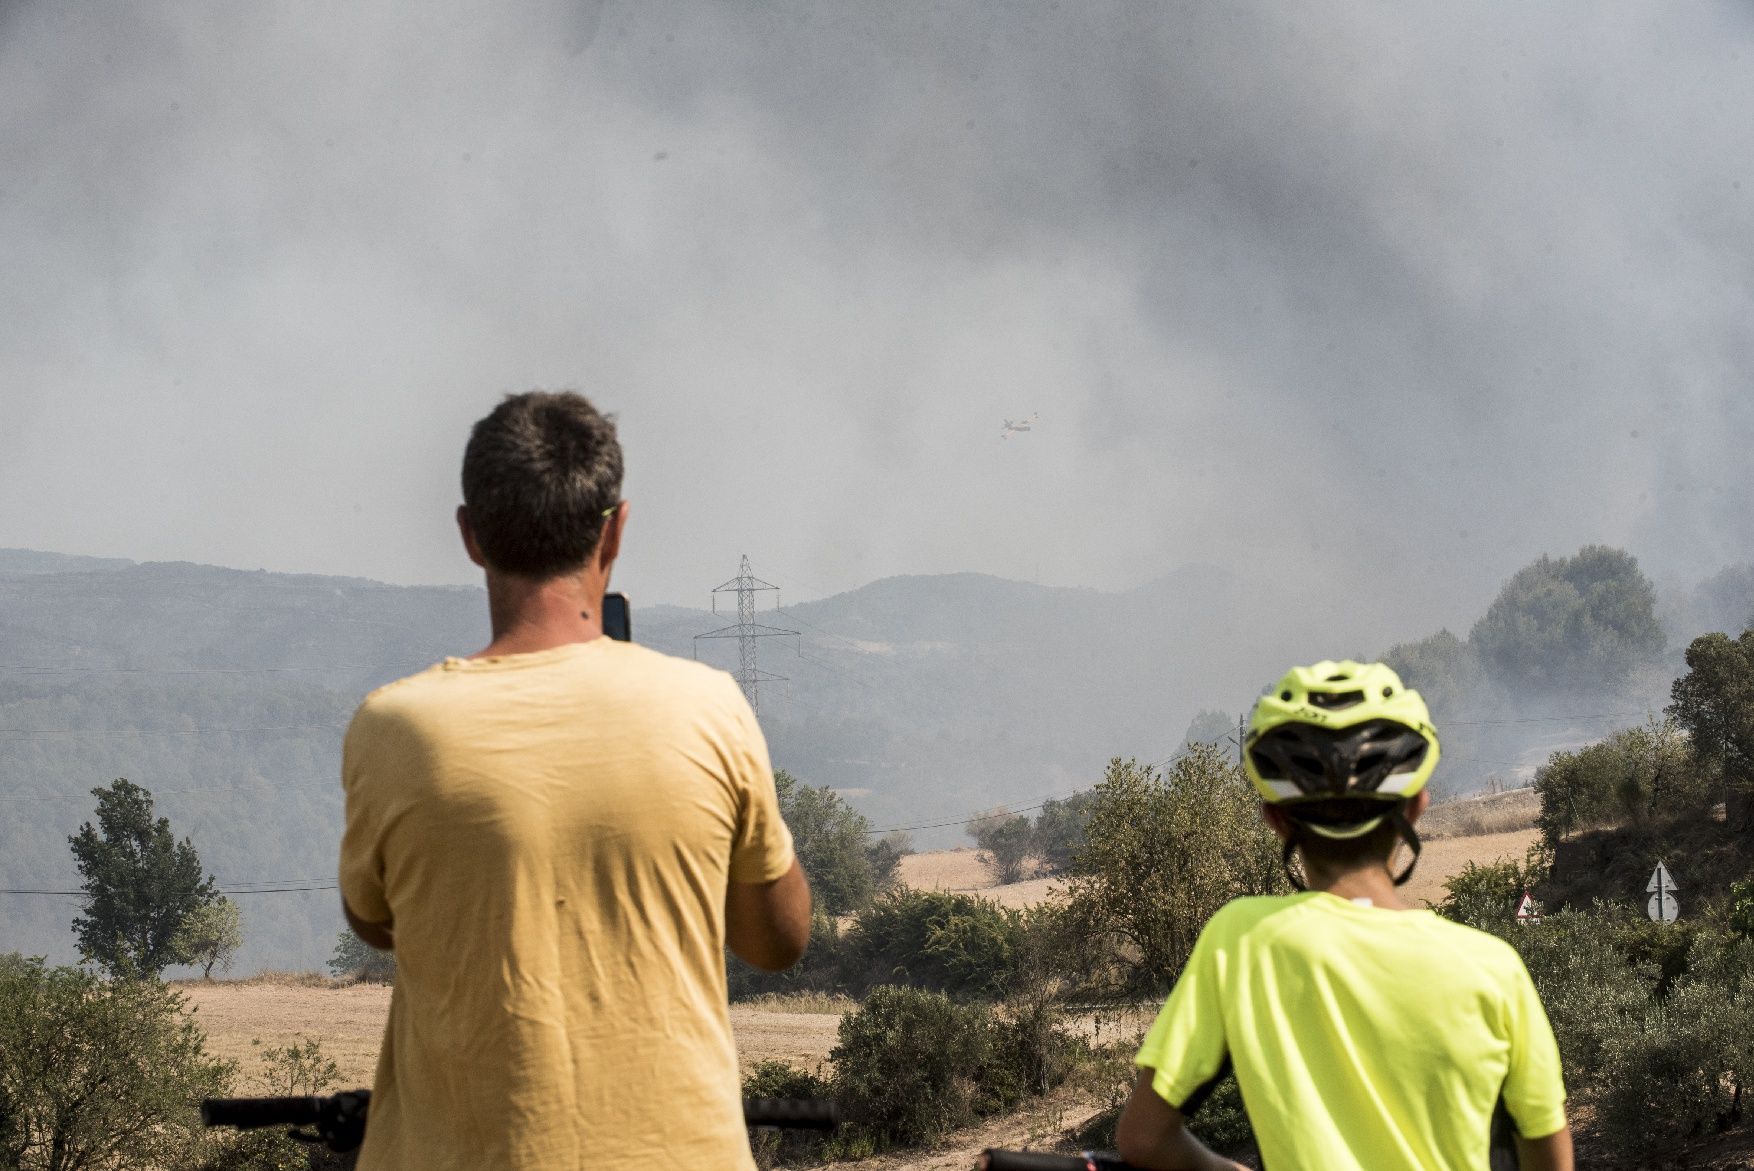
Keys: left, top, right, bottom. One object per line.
{"left": 179, "top": 981, "right": 846, "bottom": 1091}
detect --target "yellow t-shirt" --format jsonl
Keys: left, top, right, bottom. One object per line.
{"left": 339, "top": 638, "right": 794, "bottom": 1171}
{"left": 1135, "top": 892, "right": 1566, "bottom": 1171}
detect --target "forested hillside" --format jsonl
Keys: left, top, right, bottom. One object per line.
{"left": 4, "top": 546, "right": 1749, "bottom": 972}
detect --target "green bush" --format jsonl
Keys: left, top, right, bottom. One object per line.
{"left": 839, "top": 888, "right": 1033, "bottom": 999}
{"left": 1435, "top": 844, "right": 1550, "bottom": 930}
{"left": 0, "top": 956, "right": 232, "bottom": 1171}
{"left": 1063, "top": 748, "right": 1285, "bottom": 993}
{"left": 1507, "top": 910, "right": 1655, "bottom": 1079}
{"left": 830, "top": 986, "right": 995, "bottom": 1148}
{"left": 828, "top": 986, "right": 1083, "bottom": 1153}
{"left": 1728, "top": 878, "right": 1754, "bottom": 939}
{"left": 1595, "top": 976, "right": 1753, "bottom": 1158}
{"left": 1532, "top": 720, "right": 1699, "bottom": 846}
{"left": 742, "top": 1061, "right": 834, "bottom": 1170}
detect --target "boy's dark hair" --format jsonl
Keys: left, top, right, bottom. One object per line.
{"left": 461, "top": 391, "right": 623, "bottom": 579}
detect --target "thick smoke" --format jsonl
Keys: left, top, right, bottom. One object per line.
{"left": 1, "top": 2, "right": 1750, "bottom": 642}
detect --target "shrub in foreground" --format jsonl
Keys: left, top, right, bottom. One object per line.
{"left": 827, "top": 985, "right": 1084, "bottom": 1153}
{"left": 839, "top": 888, "right": 1033, "bottom": 999}
{"left": 0, "top": 955, "right": 231, "bottom": 1171}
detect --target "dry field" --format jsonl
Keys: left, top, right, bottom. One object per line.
{"left": 1421, "top": 786, "right": 1541, "bottom": 840}
{"left": 180, "top": 981, "right": 847, "bottom": 1091}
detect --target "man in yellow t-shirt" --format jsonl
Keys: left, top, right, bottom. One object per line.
{"left": 1117, "top": 661, "right": 1572, "bottom": 1171}
{"left": 339, "top": 391, "right": 811, "bottom": 1171}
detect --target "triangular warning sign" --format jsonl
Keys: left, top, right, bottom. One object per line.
{"left": 1646, "top": 861, "right": 1678, "bottom": 893}
{"left": 1515, "top": 891, "right": 1536, "bottom": 921}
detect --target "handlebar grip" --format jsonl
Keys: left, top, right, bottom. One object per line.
{"left": 201, "top": 1097, "right": 322, "bottom": 1129}
{"left": 980, "top": 1151, "right": 1139, "bottom": 1171}
{"left": 742, "top": 1097, "right": 840, "bottom": 1130}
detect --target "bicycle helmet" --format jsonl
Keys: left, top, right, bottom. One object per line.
{"left": 1243, "top": 660, "right": 1439, "bottom": 886}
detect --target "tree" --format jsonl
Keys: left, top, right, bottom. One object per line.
{"left": 966, "top": 808, "right": 1034, "bottom": 884}
{"left": 864, "top": 831, "right": 912, "bottom": 895}
{"left": 1469, "top": 546, "right": 1664, "bottom": 692}
{"left": 775, "top": 769, "right": 889, "bottom": 915}
{"left": 172, "top": 898, "right": 243, "bottom": 980}
{"left": 1668, "top": 629, "right": 1754, "bottom": 828}
{"left": 329, "top": 929, "right": 396, "bottom": 983}
{"left": 1382, "top": 629, "right": 1488, "bottom": 718}
{"left": 1181, "top": 710, "right": 1234, "bottom": 749}
{"left": 1031, "top": 791, "right": 1094, "bottom": 873}
{"left": 1532, "top": 718, "right": 1702, "bottom": 846}
{"left": 0, "top": 955, "right": 231, "bottom": 1170}
{"left": 1063, "top": 745, "right": 1285, "bottom": 992}
{"left": 68, "top": 779, "right": 217, "bottom": 978}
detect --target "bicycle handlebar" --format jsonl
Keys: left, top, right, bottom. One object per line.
{"left": 202, "top": 1096, "right": 327, "bottom": 1129}
{"left": 980, "top": 1150, "right": 1141, "bottom": 1171}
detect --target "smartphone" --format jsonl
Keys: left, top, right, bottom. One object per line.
{"left": 603, "top": 592, "right": 632, "bottom": 642}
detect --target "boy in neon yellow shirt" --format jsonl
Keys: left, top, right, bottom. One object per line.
{"left": 1117, "top": 661, "right": 1573, "bottom": 1171}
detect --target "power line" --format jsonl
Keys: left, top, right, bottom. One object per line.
{"left": 0, "top": 776, "right": 343, "bottom": 803}
{"left": 0, "top": 722, "right": 346, "bottom": 741}
{"left": 0, "top": 882, "right": 338, "bottom": 897}
{"left": 0, "top": 665, "right": 373, "bottom": 675}
{"left": 1444, "top": 711, "right": 1651, "bottom": 727}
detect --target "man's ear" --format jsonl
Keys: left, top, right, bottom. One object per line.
{"left": 1261, "top": 803, "right": 1293, "bottom": 843}
{"left": 596, "top": 500, "right": 628, "bottom": 570}
{"left": 457, "top": 505, "right": 487, "bottom": 569}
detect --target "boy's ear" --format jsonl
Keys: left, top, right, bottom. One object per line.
{"left": 1405, "top": 789, "right": 1432, "bottom": 825}
{"left": 1261, "top": 803, "right": 1294, "bottom": 843}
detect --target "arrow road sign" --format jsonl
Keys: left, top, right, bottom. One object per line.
{"left": 1646, "top": 861, "right": 1680, "bottom": 922}
{"left": 1646, "top": 861, "right": 1678, "bottom": 893}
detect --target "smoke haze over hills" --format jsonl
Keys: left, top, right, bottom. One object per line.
{"left": 3, "top": 3, "right": 1752, "bottom": 634}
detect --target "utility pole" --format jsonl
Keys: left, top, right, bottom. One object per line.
{"left": 694, "top": 555, "right": 798, "bottom": 715}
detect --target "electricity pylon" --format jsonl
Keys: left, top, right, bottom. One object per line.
{"left": 694, "top": 555, "right": 798, "bottom": 714}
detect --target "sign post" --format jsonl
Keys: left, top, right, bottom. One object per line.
{"left": 1646, "top": 861, "right": 1679, "bottom": 923}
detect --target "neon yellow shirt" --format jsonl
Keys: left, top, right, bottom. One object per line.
{"left": 1135, "top": 892, "right": 1566, "bottom": 1170}
{"left": 339, "top": 639, "right": 794, "bottom": 1171}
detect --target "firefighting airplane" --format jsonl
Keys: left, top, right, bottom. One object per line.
{"left": 1000, "top": 413, "right": 1039, "bottom": 440}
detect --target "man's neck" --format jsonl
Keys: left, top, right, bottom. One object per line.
{"left": 475, "top": 568, "right": 606, "bottom": 658}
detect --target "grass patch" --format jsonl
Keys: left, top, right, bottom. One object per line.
{"left": 1423, "top": 788, "right": 1538, "bottom": 839}
{"left": 735, "top": 991, "right": 857, "bottom": 1015}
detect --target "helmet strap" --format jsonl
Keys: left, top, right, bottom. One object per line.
{"left": 1280, "top": 834, "right": 1308, "bottom": 893}
{"left": 1388, "top": 806, "right": 1422, "bottom": 887}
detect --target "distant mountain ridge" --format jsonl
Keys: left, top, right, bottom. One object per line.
{"left": 3, "top": 546, "right": 1721, "bottom": 973}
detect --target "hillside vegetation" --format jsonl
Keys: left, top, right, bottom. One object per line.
{"left": 2, "top": 542, "right": 1750, "bottom": 979}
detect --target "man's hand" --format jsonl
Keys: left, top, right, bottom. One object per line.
{"left": 725, "top": 859, "right": 811, "bottom": 971}
{"left": 343, "top": 898, "right": 394, "bottom": 952}
{"left": 1116, "top": 1069, "right": 1248, "bottom": 1171}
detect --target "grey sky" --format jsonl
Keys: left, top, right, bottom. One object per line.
{"left": 3, "top": 2, "right": 1750, "bottom": 642}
